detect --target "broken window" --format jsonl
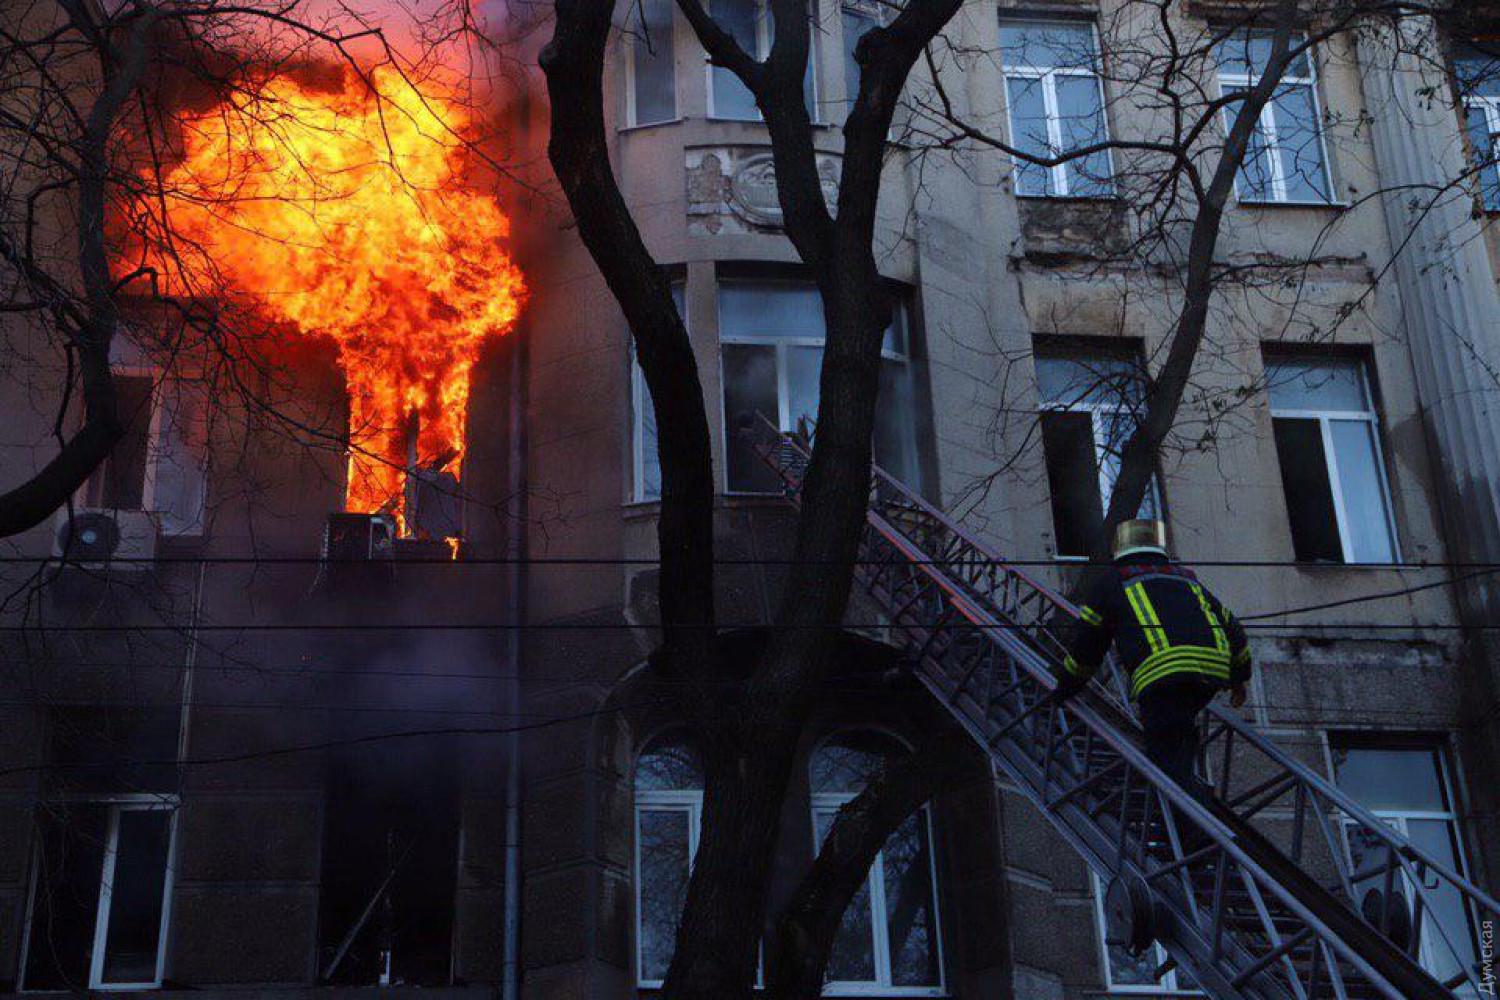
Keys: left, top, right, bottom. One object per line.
{"left": 1216, "top": 29, "right": 1332, "bottom": 203}
{"left": 318, "top": 741, "right": 459, "bottom": 986}
{"left": 718, "top": 279, "right": 918, "bottom": 493}
{"left": 22, "top": 799, "right": 178, "bottom": 990}
{"left": 809, "top": 732, "right": 943, "bottom": 993}
{"left": 1454, "top": 43, "right": 1500, "bottom": 211}
{"left": 708, "top": 0, "right": 818, "bottom": 121}
{"left": 1035, "top": 348, "right": 1159, "bottom": 558}
{"left": 1330, "top": 740, "right": 1478, "bottom": 985}
{"left": 633, "top": 733, "right": 704, "bottom": 987}
{"left": 1264, "top": 354, "right": 1398, "bottom": 563}
{"left": 999, "top": 20, "right": 1114, "bottom": 197}
{"left": 623, "top": 0, "right": 677, "bottom": 126}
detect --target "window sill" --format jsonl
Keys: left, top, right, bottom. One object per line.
{"left": 703, "top": 115, "right": 834, "bottom": 129}
{"left": 619, "top": 117, "right": 685, "bottom": 134}
{"left": 1016, "top": 192, "right": 1121, "bottom": 204}
{"left": 1234, "top": 196, "right": 1349, "bottom": 210}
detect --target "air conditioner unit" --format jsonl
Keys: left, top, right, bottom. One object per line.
{"left": 324, "top": 512, "right": 397, "bottom": 562}
{"left": 52, "top": 508, "right": 159, "bottom": 570}
{"left": 321, "top": 512, "right": 397, "bottom": 595}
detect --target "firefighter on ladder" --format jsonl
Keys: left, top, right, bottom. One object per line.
{"left": 1052, "top": 519, "right": 1252, "bottom": 802}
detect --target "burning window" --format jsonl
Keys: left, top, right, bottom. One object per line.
{"left": 124, "top": 66, "right": 526, "bottom": 546}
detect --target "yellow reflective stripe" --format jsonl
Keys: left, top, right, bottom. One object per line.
{"left": 1131, "top": 646, "right": 1232, "bottom": 697}
{"left": 1134, "top": 657, "right": 1230, "bottom": 693}
{"left": 1062, "top": 654, "right": 1091, "bottom": 678}
{"left": 1078, "top": 605, "right": 1104, "bottom": 627}
{"left": 1191, "top": 584, "right": 1231, "bottom": 655}
{"left": 1125, "top": 583, "right": 1167, "bottom": 655}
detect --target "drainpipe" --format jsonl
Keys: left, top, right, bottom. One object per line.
{"left": 501, "top": 328, "right": 527, "bottom": 1000}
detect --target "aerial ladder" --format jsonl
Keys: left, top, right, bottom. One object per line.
{"left": 751, "top": 418, "right": 1498, "bottom": 1000}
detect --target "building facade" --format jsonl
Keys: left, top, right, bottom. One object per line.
{"left": 1, "top": 1, "right": 1498, "bottom": 998}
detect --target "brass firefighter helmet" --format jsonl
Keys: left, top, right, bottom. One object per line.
{"left": 1112, "top": 519, "right": 1168, "bottom": 560}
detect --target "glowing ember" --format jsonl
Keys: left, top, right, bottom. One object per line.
{"left": 144, "top": 66, "right": 525, "bottom": 531}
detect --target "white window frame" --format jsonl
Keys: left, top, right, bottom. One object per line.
{"left": 85, "top": 366, "right": 164, "bottom": 514}
{"left": 19, "top": 794, "right": 180, "bottom": 992}
{"left": 631, "top": 361, "right": 658, "bottom": 503}
{"left": 1217, "top": 33, "right": 1335, "bottom": 205}
{"left": 1328, "top": 743, "right": 1479, "bottom": 985}
{"left": 622, "top": 0, "right": 679, "bottom": 127}
{"left": 1464, "top": 95, "right": 1500, "bottom": 209}
{"left": 1089, "top": 872, "right": 1199, "bottom": 994}
{"left": 809, "top": 791, "right": 945, "bottom": 997}
{"left": 82, "top": 366, "right": 207, "bottom": 537}
{"left": 1265, "top": 359, "right": 1401, "bottom": 565}
{"left": 717, "top": 280, "right": 910, "bottom": 495}
{"left": 633, "top": 788, "right": 702, "bottom": 988}
{"left": 999, "top": 19, "right": 1116, "bottom": 198}
{"left": 1037, "top": 355, "right": 1161, "bottom": 560}
{"left": 705, "top": 0, "right": 819, "bottom": 122}
{"left": 629, "top": 283, "right": 685, "bottom": 504}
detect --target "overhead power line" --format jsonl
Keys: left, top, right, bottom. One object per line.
{"left": 0, "top": 554, "right": 1492, "bottom": 568}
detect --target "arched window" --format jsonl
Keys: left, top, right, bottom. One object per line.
{"left": 634, "top": 733, "right": 704, "bottom": 987}
{"left": 810, "top": 732, "right": 944, "bottom": 995}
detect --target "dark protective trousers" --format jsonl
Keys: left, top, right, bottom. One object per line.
{"left": 1136, "top": 678, "right": 1217, "bottom": 803}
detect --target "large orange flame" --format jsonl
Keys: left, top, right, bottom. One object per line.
{"left": 147, "top": 65, "right": 525, "bottom": 530}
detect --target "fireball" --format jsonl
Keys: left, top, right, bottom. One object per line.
{"left": 145, "top": 65, "right": 526, "bottom": 530}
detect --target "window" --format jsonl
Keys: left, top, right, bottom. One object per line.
{"left": 708, "top": 0, "right": 818, "bottom": 121}
{"left": 318, "top": 740, "right": 459, "bottom": 986}
{"left": 84, "top": 371, "right": 209, "bottom": 537}
{"left": 1090, "top": 872, "right": 1197, "bottom": 994}
{"left": 999, "top": 20, "right": 1113, "bottom": 197}
{"left": 1454, "top": 44, "right": 1500, "bottom": 211}
{"left": 1216, "top": 30, "right": 1332, "bottom": 203}
{"left": 1035, "top": 349, "right": 1159, "bottom": 558}
{"left": 719, "top": 280, "right": 918, "bottom": 493}
{"left": 839, "top": 1, "right": 883, "bottom": 120}
{"left": 21, "top": 798, "right": 178, "bottom": 991}
{"left": 634, "top": 734, "right": 705, "bottom": 987}
{"left": 1330, "top": 740, "right": 1478, "bottom": 986}
{"left": 1264, "top": 355, "right": 1398, "bottom": 564}
{"left": 810, "top": 732, "right": 943, "bottom": 995}
{"left": 623, "top": 0, "right": 677, "bottom": 126}
{"left": 631, "top": 284, "right": 686, "bottom": 503}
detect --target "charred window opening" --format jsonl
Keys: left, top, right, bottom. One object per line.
{"left": 318, "top": 741, "right": 460, "bottom": 986}
{"left": 22, "top": 709, "right": 180, "bottom": 991}
{"left": 89, "top": 374, "right": 156, "bottom": 511}
{"left": 78, "top": 358, "right": 209, "bottom": 537}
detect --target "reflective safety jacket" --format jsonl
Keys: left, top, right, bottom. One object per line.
{"left": 1059, "top": 555, "right": 1251, "bottom": 701}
